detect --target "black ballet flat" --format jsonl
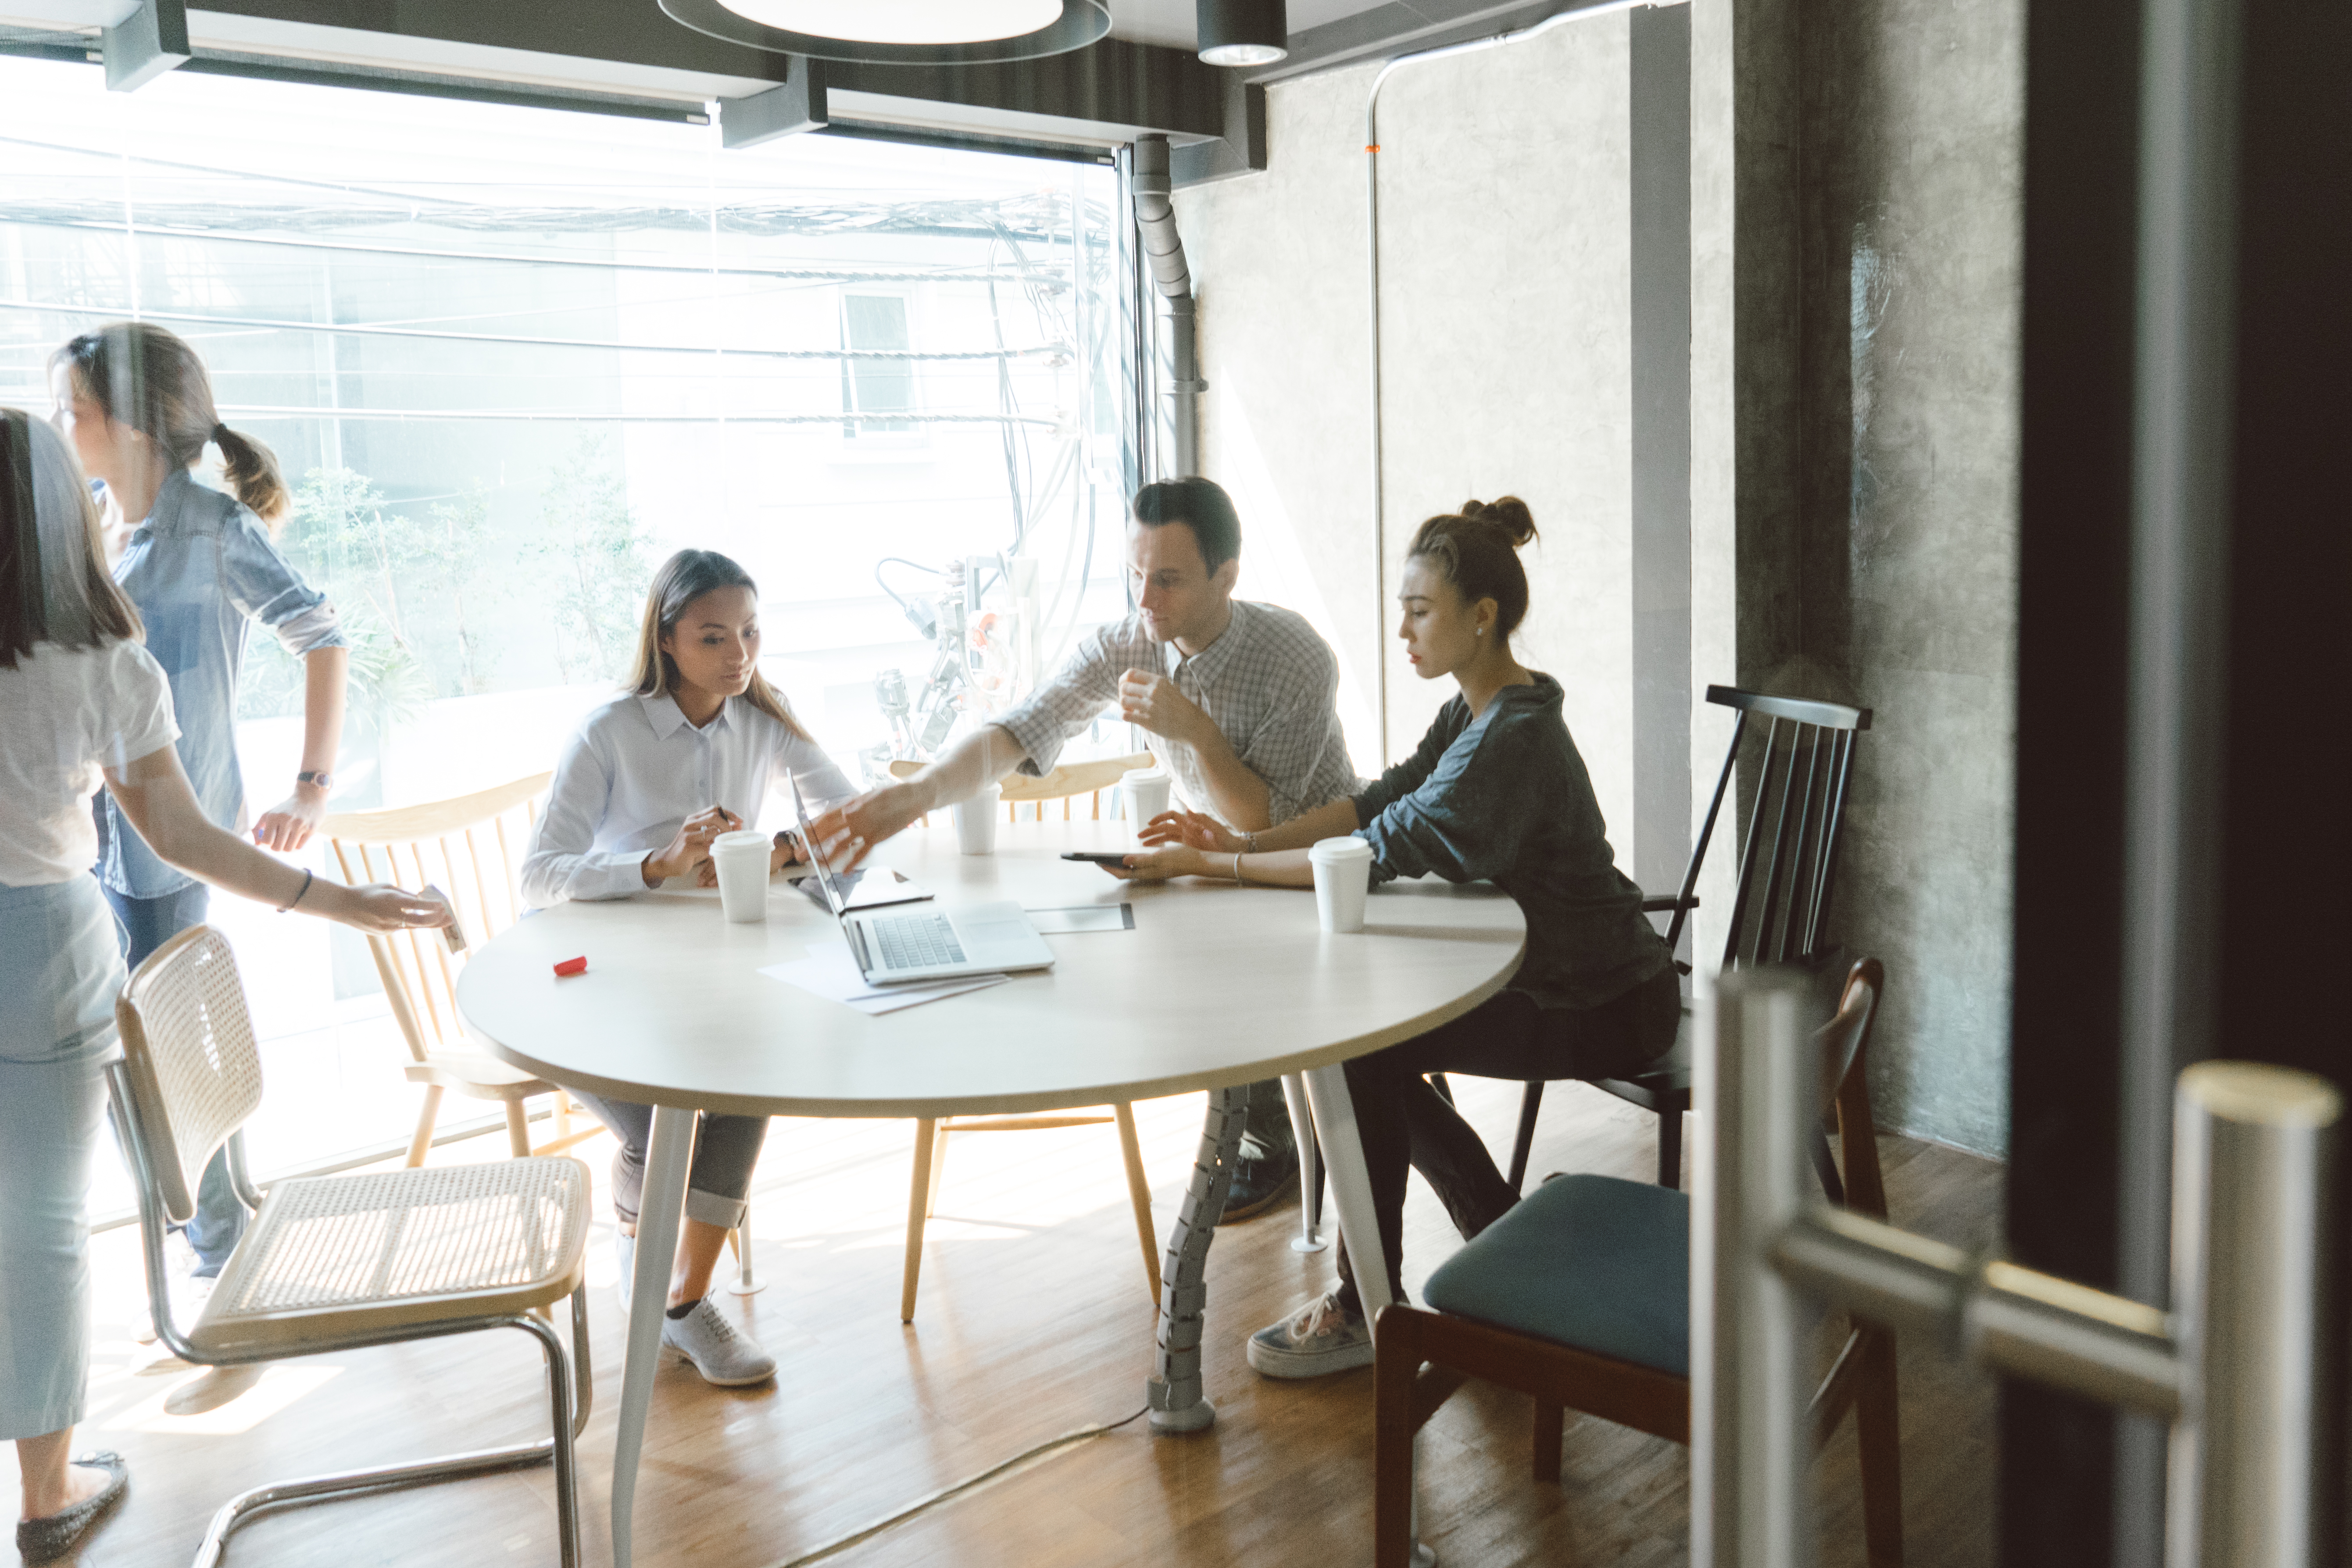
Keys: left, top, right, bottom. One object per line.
{"left": 15, "top": 1451, "right": 128, "bottom": 1564}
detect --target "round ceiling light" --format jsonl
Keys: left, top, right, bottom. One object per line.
{"left": 658, "top": 0, "right": 1112, "bottom": 64}
{"left": 1196, "top": 0, "right": 1287, "bottom": 66}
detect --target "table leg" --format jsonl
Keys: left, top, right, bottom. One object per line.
{"left": 1301, "top": 1063, "right": 1395, "bottom": 1326}
{"left": 612, "top": 1104, "right": 694, "bottom": 1568}
{"left": 1280, "top": 1072, "right": 1326, "bottom": 1254}
{"left": 1146, "top": 1083, "right": 1249, "bottom": 1435}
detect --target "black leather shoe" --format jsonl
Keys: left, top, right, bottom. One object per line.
{"left": 16, "top": 1452, "right": 128, "bottom": 1564}
{"left": 1221, "top": 1140, "right": 1299, "bottom": 1222}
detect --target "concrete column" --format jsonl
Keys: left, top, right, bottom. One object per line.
{"left": 1629, "top": 3, "right": 1694, "bottom": 902}
{"left": 1689, "top": 0, "right": 1802, "bottom": 966}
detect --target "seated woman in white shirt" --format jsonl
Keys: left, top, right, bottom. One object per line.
{"left": 521, "top": 548, "right": 851, "bottom": 1388}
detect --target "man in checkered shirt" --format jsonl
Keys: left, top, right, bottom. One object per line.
{"left": 815, "top": 477, "right": 1358, "bottom": 1217}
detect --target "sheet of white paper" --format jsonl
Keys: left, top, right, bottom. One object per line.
{"left": 1023, "top": 904, "right": 1133, "bottom": 934}
{"left": 760, "top": 944, "right": 1007, "bottom": 1015}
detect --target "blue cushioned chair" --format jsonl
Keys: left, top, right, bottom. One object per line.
{"left": 1373, "top": 958, "right": 1901, "bottom": 1568}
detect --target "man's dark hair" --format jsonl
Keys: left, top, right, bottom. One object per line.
{"left": 1131, "top": 478, "right": 1241, "bottom": 573}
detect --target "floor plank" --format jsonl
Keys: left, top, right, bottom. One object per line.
{"left": 59, "top": 1076, "right": 2002, "bottom": 1568}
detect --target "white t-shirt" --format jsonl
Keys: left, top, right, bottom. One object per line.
{"left": 0, "top": 639, "right": 180, "bottom": 887}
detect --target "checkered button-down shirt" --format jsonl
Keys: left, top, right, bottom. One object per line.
{"left": 997, "top": 599, "right": 1358, "bottom": 827}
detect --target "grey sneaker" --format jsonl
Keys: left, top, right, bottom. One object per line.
{"left": 615, "top": 1232, "right": 636, "bottom": 1314}
{"left": 663, "top": 1300, "right": 776, "bottom": 1386}
{"left": 1246, "top": 1292, "right": 1374, "bottom": 1379}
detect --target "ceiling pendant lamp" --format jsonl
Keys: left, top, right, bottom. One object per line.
{"left": 1196, "top": 0, "right": 1287, "bottom": 66}
{"left": 658, "top": 0, "right": 1112, "bottom": 64}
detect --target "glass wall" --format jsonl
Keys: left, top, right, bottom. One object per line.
{"left": 0, "top": 55, "right": 1137, "bottom": 1184}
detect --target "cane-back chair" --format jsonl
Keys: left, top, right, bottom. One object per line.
{"left": 111, "top": 926, "right": 593, "bottom": 1566}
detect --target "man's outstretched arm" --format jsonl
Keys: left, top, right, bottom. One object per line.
{"left": 807, "top": 723, "right": 1030, "bottom": 867}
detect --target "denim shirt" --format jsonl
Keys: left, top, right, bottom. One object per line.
{"left": 98, "top": 470, "right": 345, "bottom": 898}
{"left": 1351, "top": 672, "right": 1668, "bottom": 1011}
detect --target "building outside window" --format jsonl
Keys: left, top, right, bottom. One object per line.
{"left": 0, "top": 53, "right": 1138, "bottom": 1198}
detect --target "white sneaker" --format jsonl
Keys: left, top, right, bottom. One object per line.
{"left": 615, "top": 1232, "right": 636, "bottom": 1314}
{"left": 661, "top": 1300, "right": 776, "bottom": 1386}
{"left": 1245, "top": 1292, "right": 1374, "bottom": 1379}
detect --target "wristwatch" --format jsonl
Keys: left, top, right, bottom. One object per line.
{"left": 297, "top": 770, "right": 333, "bottom": 790}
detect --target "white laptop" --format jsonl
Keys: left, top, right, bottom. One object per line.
{"left": 790, "top": 774, "right": 1056, "bottom": 987}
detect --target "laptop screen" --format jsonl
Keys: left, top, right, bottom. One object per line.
{"left": 788, "top": 773, "right": 849, "bottom": 919}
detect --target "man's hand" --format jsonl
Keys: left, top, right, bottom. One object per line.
{"left": 807, "top": 782, "right": 926, "bottom": 872}
{"left": 1137, "top": 809, "right": 1243, "bottom": 853}
{"left": 253, "top": 787, "right": 328, "bottom": 851}
{"left": 644, "top": 806, "right": 741, "bottom": 886}
{"left": 1118, "top": 668, "right": 1208, "bottom": 744}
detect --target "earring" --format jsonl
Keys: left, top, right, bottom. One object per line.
{"left": 1475, "top": 628, "right": 1484, "bottom": 636}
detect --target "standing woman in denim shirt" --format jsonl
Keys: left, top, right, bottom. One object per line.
{"left": 48, "top": 322, "right": 351, "bottom": 1290}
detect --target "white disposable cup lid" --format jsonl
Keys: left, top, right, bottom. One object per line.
{"left": 1308, "top": 835, "right": 1373, "bottom": 861}
{"left": 712, "top": 830, "right": 769, "bottom": 852}
{"left": 1122, "top": 768, "right": 1168, "bottom": 784}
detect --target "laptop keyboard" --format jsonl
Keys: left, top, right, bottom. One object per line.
{"left": 872, "top": 911, "right": 967, "bottom": 971}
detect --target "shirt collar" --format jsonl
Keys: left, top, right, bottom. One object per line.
{"left": 1163, "top": 598, "right": 1248, "bottom": 681}
{"left": 639, "top": 690, "right": 735, "bottom": 739}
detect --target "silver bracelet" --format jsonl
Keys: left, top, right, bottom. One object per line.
{"left": 1233, "top": 851, "right": 1245, "bottom": 885}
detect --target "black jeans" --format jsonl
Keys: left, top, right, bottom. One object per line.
{"left": 567, "top": 1090, "right": 767, "bottom": 1231}
{"left": 1332, "top": 965, "right": 1682, "bottom": 1316}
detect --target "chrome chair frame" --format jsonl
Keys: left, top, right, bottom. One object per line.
{"left": 104, "top": 1072, "right": 593, "bottom": 1568}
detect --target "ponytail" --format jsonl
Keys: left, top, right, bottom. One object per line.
{"left": 211, "top": 423, "right": 290, "bottom": 528}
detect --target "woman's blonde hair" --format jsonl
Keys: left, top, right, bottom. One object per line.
{"left": 625, "top": 549, "right": 809, "bottom": 738}
{"left": 52, "top": 321, "right": 291, "bottom": 529}
{"left": 0, "top": 408, "right": 143, "bottom": 669}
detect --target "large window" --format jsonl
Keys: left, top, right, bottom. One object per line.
{"left": 0, "top": 56, "right": 1137, "bottom": 1189}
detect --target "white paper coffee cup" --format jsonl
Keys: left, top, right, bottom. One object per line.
{"left": 953, "top": 782, "right": 1002, "bottom": 855}
{"left": 1308, "top": 836, "right": 1375, "bottom": 933}
{"left": 711, "top": 829, "right": 772, "bottom": 922}
{"left": 1122, "top": 768, "right": 1171, "bottom": 834}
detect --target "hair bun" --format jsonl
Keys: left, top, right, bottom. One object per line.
{"left": 1460, "top": 496, "right": 1538, "bottom": 549}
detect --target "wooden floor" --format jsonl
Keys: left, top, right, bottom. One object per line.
{"left": 58, "top": 1076, "right": 2002, "bottom": 1568}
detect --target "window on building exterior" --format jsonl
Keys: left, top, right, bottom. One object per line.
{"left": 0, "top": 54, "right": 1137, "bottom": 1199}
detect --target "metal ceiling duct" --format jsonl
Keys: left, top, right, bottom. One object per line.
{"left": 1130, "top": 134, "right": 1203, "bottom": 479}
{"left": 656, "top": 0, "right": 1111, "bottom": 64}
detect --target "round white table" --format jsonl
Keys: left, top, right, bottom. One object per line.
{"left": 458, "top": 818, "right": 1526, "bottom": 1567}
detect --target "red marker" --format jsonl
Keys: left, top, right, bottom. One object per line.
{"left": 553, "top": 956, "right": 588, "bottom": 978}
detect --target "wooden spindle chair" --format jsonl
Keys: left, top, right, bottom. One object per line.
{"left": 885, "top": 749, "right": 1164, "bottom": 1321}
{"left": 1495, "top": 686, "right": 1872, "bottom": 1191}
{"left": 324, "top": 773, "right": 602, "bottom": 1166}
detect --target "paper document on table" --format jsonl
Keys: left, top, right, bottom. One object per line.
{"left": 760, "top": 945, "right": 1008, "bottom": 1016}
{"left": 1024, "top": 904, "right": 1134, "bottom": 933}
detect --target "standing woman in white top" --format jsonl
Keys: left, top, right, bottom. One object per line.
{"left": 522, "top": 548, "right": 851, "bottom": 1388}
{"left": 0, "top": 411, "right": 443, "bottom": 1565}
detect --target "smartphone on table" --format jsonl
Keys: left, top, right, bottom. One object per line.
{"left": 1060, "top": 851, "right": 1136, "bottom": 865}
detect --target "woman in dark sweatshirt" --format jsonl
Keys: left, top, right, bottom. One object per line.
{"left": 1109, "top": 497, "right": 1676, "bottom": 1379}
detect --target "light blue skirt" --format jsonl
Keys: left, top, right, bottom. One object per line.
{"left": 0, "top": 875, "right": 126, "bottom": 1439}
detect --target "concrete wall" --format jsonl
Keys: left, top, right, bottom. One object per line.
{"left": 1791, "top": 0, "right": 2023, "bottom": 1156}
{"left": 1175, "top": 19, "right": 1644, "bottom": 869}
{"left": 1180, "top": 0, "right": 2024, "bottom": 1157}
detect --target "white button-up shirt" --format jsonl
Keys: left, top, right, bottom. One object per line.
{"left": 522, "top": 689, "right": 854, "bottom": 907}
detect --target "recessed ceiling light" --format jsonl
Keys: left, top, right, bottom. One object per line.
{"left": 658, "top": 0, "right": 1111, "bottom": 64}
{"left": 1197, "top": 0, "right": 1287, "bottom": 66}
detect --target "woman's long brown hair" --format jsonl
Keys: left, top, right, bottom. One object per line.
{"left": 0, "top": 408, "right": 142, "bottom": 669}
{"left": 625, "top": 549, "right": 809, "bottom": 738}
